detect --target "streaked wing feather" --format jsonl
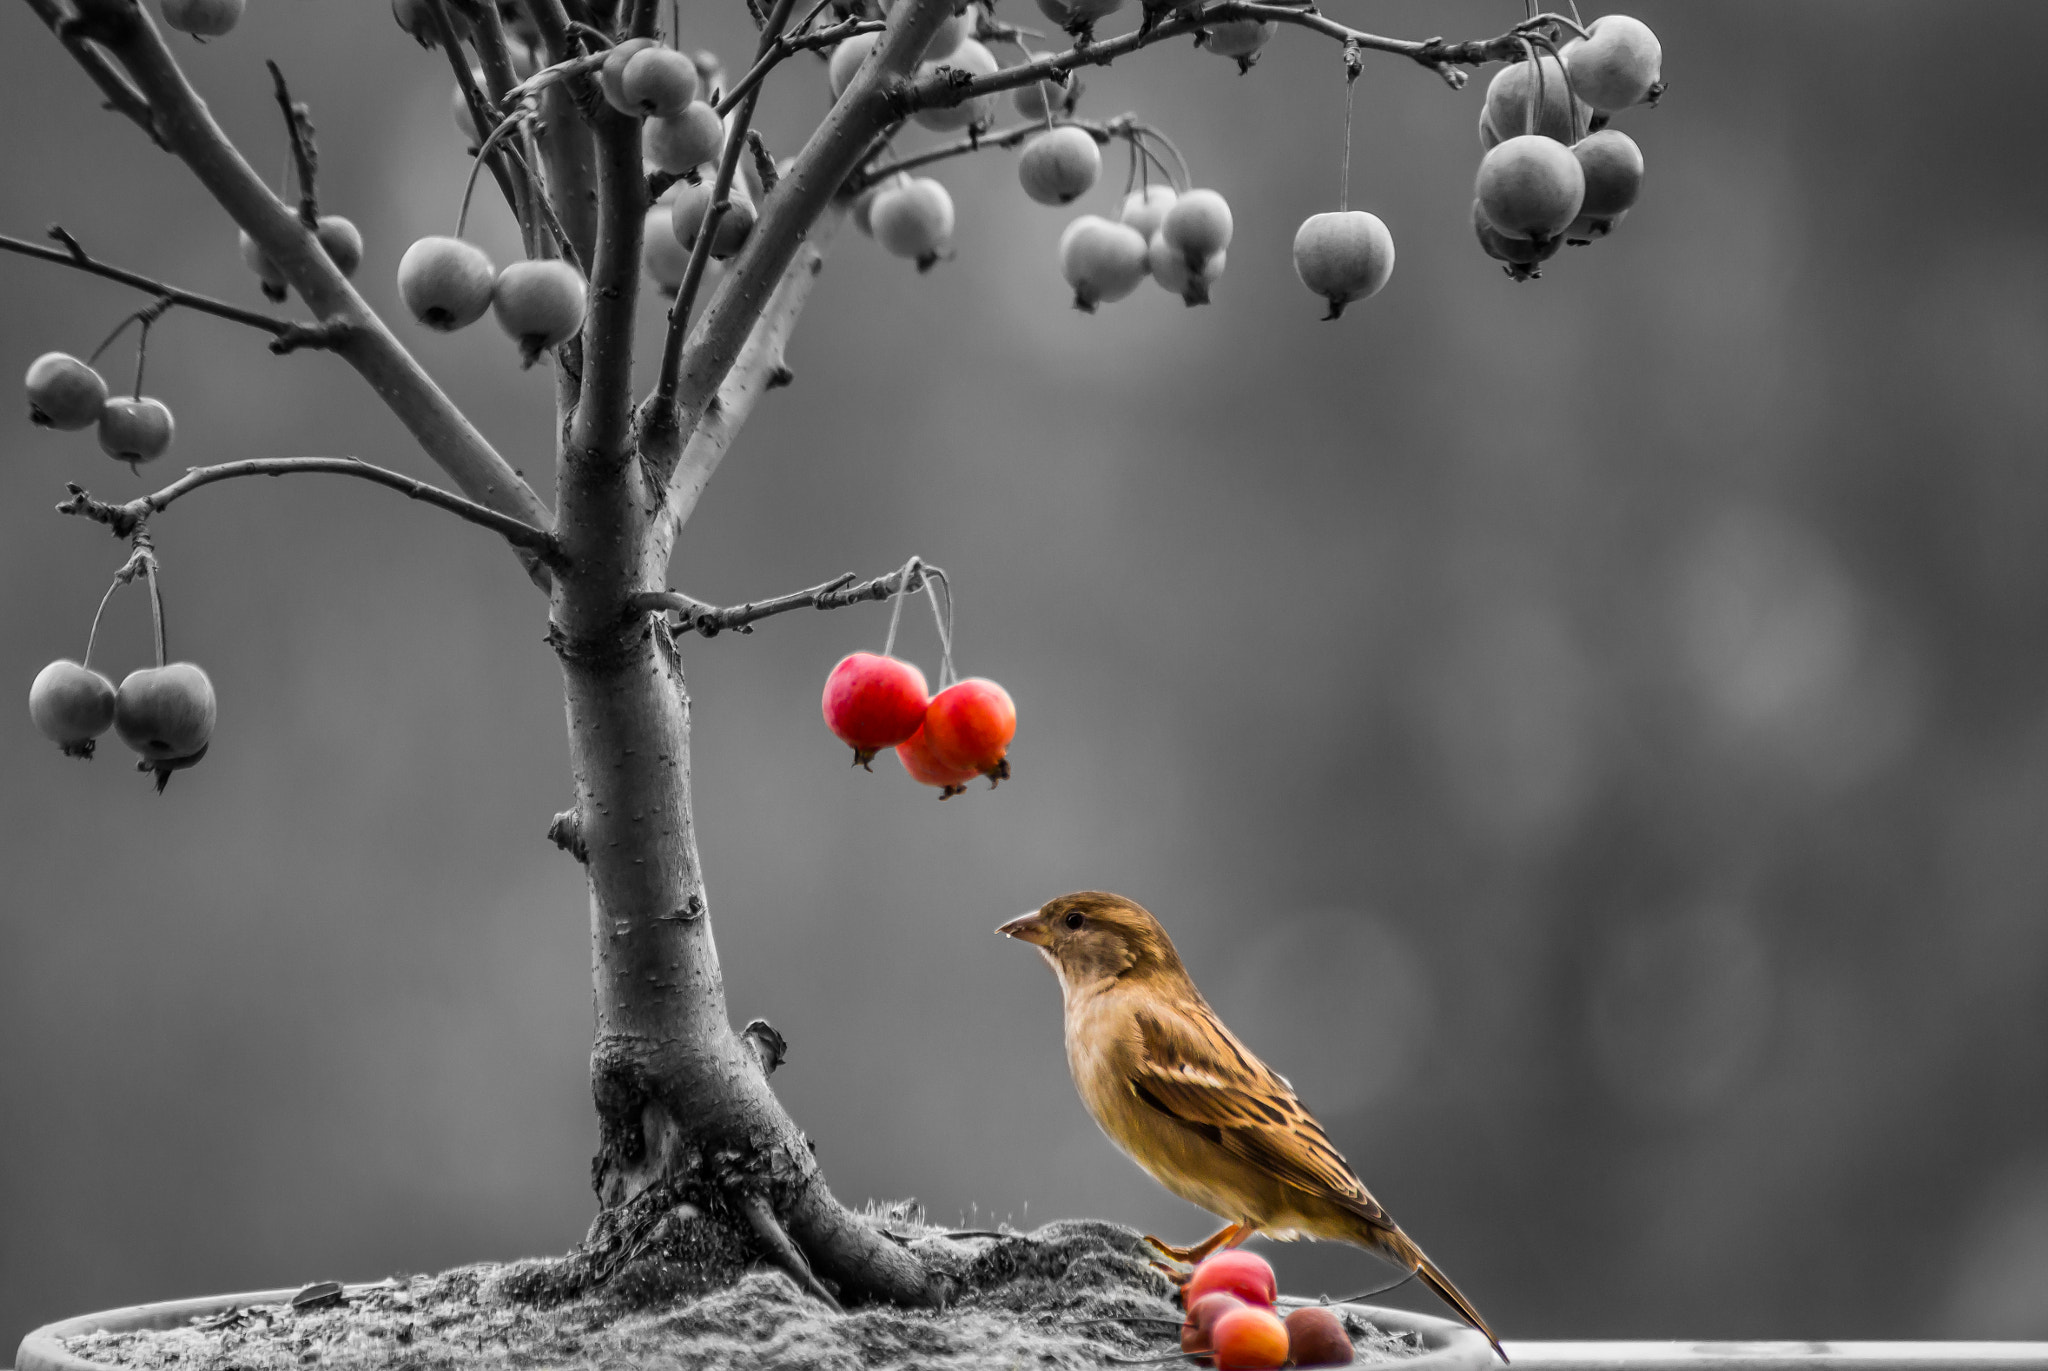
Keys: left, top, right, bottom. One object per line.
{"left": 1130, "top": 1006, "right": 1389, "bottom": 1224}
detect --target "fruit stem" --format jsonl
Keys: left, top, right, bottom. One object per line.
{"left": 140, "top": 543, "right": 166, "bottom": 667}
{"left": 1339, "top": 39, "right": 1360, "bottom": 213}
{"left": 82, "top": 571, "right": 126, "bottom": 670}
{"left": 922, "top": 566, "right": 956, "bottom": 689}
{"left": 132, "top": 311, "right": 152, "bottom": 399}
{"left": 880, "top": 556, "right": 921, "bottom": 659}
{"left": 1519, "top": 34, "right": 1540, "bottom": 139}
{"left": 1135, "top": 125, "right": 1190, "bottom": 192}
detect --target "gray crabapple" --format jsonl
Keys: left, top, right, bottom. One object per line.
{"left": 25, "top": 353, "right": 107, "bottom": 430}
{"left": 1059, "top": 216, "right": 1149, "bottom": 312}
{"left": 1564, "top": 208, "right": 1625, "bottom": 244}
{"left": 1147, "top": 233, "right": 1222, "bottom": 306}
{"left": 1017, "top": 127, "right": 1101, "bottom": 206}
{"left": 160, "top": 0, "right": 243, "bottom": 37}
{"left": 316, "top": 215, "right": 363, "bottom": 278}
{"left": 871, "top": 177, "right": 954, "bottom": 270}
{"left": 1035, "top": 0, "right": 1125, "bottom": 38}
{"left": 1013, "top": 78, "right": 1066, "bottom": 121}
{"left": 822, "top": 652, "right": 930, "bottom": 767}
{"left": 453, "top": 77, "right": 482, "bottom": 143}
{"left": 642, "top": 204, "right": 695, "bottom": 290}
{"left": 1292, "top": 210, "right": 1395, "bottom": 319}
{"left": 882, "top": 0, "right": 973, "bottom": 61}
{"left": 1478, "top": 108, "right": 1502, "bottom": 150}
{"left": 1472, "top": 198, "right": 1561, "bottom": 279}
{"left": 828, "top": 32, "right": 879, "bottom": 100}
{"left": 1563, "top": 14, "right": 1662, "bottom": 113}
{"left": 392, "top": 0, "right": 469, "bottom": 45}
{"left": 599, "top": 36, "right": 659, "bottom": 114}
{"left": 621, "top": 46, "right": 701, "bottom": 117}
{"left": 1119, "top": 184, "right": 1177, "bottom": 239}
{"left": 912, "top": 39, "right": 998, "bottom": 131}
{"left": 115, "top": 662, "right": 215, "bottom": 791}
{"left": 1570, "top": 127, "right": 1644, "bottom": 229}
{"left": 238, "top": 229, "right": 287, "bottom": 302}
{"left": 1476, "top": 134, "right": 1584, "bottom": 242}
{"left": 1160, "top": 188, "right": 1233, "bottom": 270}
{"left": 669, "top": 180, "right": 757, "bottom": 259}
{"left": 924, "top": 678, "right": 1016, "bottom": 784}
{"left": 643, "top": 103, "right": 724, "bottom": 174}
{"left": 492, "top": 259, "right": 587, "bottom": 365}
{"left": 1205, "top": 18, "right": 1276, "bottom": 66}
{"left": 851, "top": 175, "right": 904, "bottom": 238}
{"left": 1483, "top": 54, "right": 1589, "bottom": 145}
{"left": 398, "top": 236, "right": 495, "bottom": 331}
{"left": 29, "top": 660, "right": 116, "bottom": 758}
{"left": 97, "top": 397, "right": 174, "bottom": 465}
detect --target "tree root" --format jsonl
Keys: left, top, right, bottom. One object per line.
{"left": 738, "top": 1191, "right": 845, "bottom": 1312}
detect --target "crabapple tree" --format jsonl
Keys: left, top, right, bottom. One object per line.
{"left": 12, "top": 0, "right": 1661, "bottom": 1306}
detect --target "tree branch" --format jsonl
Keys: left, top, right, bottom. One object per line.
{"left": 23, "top": 0, "right": 162, "bottom": 147}
{"left": 896, "top": 2, "right": 1576, "bottom": 113}
{"left": 55, "top": 457, "right": 563, "bottom": 562}
{"left": 713, "top": 14, "right": 885, "bottom": 118}
{"left": 517, "top": 0, "right": 601, "bottom": 271}
{"left": 630, "top": 557, "right": 934, "bottom": 637}
{"left": 643, "top": 0, "right": 954, "bottom": 459}
{"left": 435, "top": 0, "right": 537, "bottom": 254}
{"left": 641, "top": 0, "right": 802, "bottom": 461}
{"left": 54, "top": 0, "right": 556, "bottom": 584}
{"left": 654, "top": 207, "right": 843, "bottom": 549}
{"left": 265, "top": 61, "right": 320, "bottom": 229}
{"left": 0, "top": 227, "right": 348, "bottom": 353}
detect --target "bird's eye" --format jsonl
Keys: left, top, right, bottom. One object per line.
{"left": 1064, "top": 910, "right": 1085, "bottom": 930}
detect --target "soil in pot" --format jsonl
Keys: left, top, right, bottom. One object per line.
{"left": 45, "top": 1214, "right": 1437, "bottom": 1371}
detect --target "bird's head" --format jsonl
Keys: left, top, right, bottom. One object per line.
{"left": 998, "top": 891, "right": 1189, "bottom": 996}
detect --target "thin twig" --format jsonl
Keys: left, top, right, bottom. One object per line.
{"left": 56, "top": 458, "right": 563, "bottom": 563}
{"left": 715, "top": 14, "right": 885, "bottom": 117}
{"left": 265, "top": 61, "right": 320, "bottom": 229}
{"left": 852, "top": 114, "right": 1135, "bottom": 189}
{"left": 631, "top": 560, "right": 940, "bottom": 637}
{"left": 0, "top": 228, "right": 348, "bottom": 352}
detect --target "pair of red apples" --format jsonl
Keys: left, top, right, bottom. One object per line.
{"left": 821, "top": 652, "right": 1015, "bottom": 797}
{"left": 1180, "top": 1249, "right": 1357, "bottom": 1368}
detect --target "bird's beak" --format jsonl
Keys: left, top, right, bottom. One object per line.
{"left": 997, "top": 910, "right": 1051, "bottom": 946}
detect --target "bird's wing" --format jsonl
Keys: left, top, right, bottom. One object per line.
{"left": 1128, "top": 1003, "right": 1392, "bottom": 1227}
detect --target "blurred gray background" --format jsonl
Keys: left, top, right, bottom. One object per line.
{"left": 5, "top": 0, "right": 2048, "bottom": 1353}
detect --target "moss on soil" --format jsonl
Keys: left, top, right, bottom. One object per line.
{"left": 58, "top": 1217, "right": 1426, "bottom": 1370}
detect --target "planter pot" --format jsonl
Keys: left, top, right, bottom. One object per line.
{"left": 17, "top": 1285, "right": 1500, "bottom": 1371}
{"left": 21, "top": 1289, "right": 2047, "bottom": 1371}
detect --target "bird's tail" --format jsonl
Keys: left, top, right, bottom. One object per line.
{"left": 1374, "top": 1224, "right": 1507, "bottom": 1364}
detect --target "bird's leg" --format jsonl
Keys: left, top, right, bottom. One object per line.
{"left": 1143, "top": 1222, "right": 1248, "bottom": 1269}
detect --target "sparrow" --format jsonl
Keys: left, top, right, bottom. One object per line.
{"left": 998, "top": 890, "right": 1504, "bottom": 1361}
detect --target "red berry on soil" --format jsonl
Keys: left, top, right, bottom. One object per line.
{"left": 1187, "top": 1249, "right": 1278, "bottom": 1309}
{"left": 29, "top": 659, "right": 116, "bottom": 758}
{"left": 823, "top": 652, "right": 930, "bottom": 767}
{"left": 1284, "top": 1307, "right": 1357, "bottom": 1367}
{"left": 97, "top": 397, "right": 174, "bottom": 464}
{"left": 25, "top": 353, "right": 108, "bottom": 430}
{"left": 896, "top": 721, "right": 981, "bottom": 797}
{"left": 924, "top": 678, "right": 1015, "bottom": 782}
{"left": 1210, "top": 1305, "right": 1290, "bottom": 1370}
{"left": 1183, "top": 1292, "right": 1249, "bottom": 1366}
